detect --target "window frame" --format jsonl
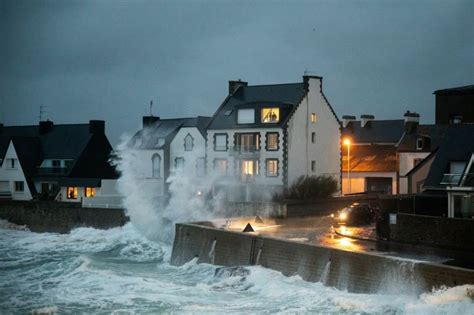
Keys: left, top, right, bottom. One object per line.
{"left": 265, "top": 132, "right": 279, "bottom": 151}
{"left": 14, "top": 181, "right": 24, "bottom": 192}
{"left": 196, "top": 157, "right": 206, "bottom": 177}
{"left": 311, "top": 132, "right": 316, "bottom": 144}
{"left": 265, "top": 159, "right": 279, "bottom": 177}
{"left": 311, "top": 113, "right": 317, "bottom": 123}
{"left": 67, "top": 187, "right": 78, "bottom": 199}
{"left": 213, "top": 158, "right": 228, "bottom": 175}
{"left": 184, "top": 133, "right": 194, "bottom": 151}
{"left": 237, "top": 109, "right": 255, "bottom": 124}
{"left": 175, "top": 157, "right": 185, "bottom": 170}
{"left": 213, "top": 133, "right": 228, "bottom": 151}
{"left": 261, "top": 108, "right": 280, "bottom": 123}
{"left": 416, "top": 138, "right": 424, "bottom": 150}
{"left": 84, "top": 187, "right": 96, "bottom": 198}
{"left": 311, "top": 160, "right": 316, "bottom": 172}
{"left": 151, "top": 153, "right": 162, "bottom": 178}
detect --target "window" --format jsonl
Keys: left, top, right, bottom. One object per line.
{"left": 241, "top": 160, "right": 259, "bottom": 179}
{"left": 237, "top": 109, "right": 255, "bottom": 124}
{"left": 85, "top": 187, "right": 96, "bottom": 198}
{"left": 184, "top": 134, "right": 194, "bottom": 151}
{"left": 416, "top": 138, "right": 424, "bottom": 150}
{"left": 235, "top": 133, "right": 260, "bottom": 152}
{"left": 7, "top": 159, "right": 15, "bottom": 169}
{"left": 311, "top": 113, "right": 317, "bottom": 123}
{"left": 175, "top": 157, "right": 184, "bottom": 170}
{"left": 214, "top": 134, "right": 228, "bottom": 151}
{"left": 311, "top": 132, "right": 316, "bottom": 143}
{"left": 266, "top": 159, "right": 279, "bottom": 177}
{"left": 214, "top": 159, "right": 227, "bottom": 175}
{"left": 152, "top": 154, "right": 161, "bottom": 178}
{"left": 67, "top": 187, "right": 78, "bottom": 199}
{"left": 14, "top": 181, "right": 24, "bottom": 192}
{"left": 311, "top": 161, "right": 316, "bottom": 172}
{"left": 266, "top": 133, "right": 279, "bottom": 151}
{"left": 52, "top": 160, "right": 61, "bottom": 168}
{"left": 196, "top": 158, "right": 205, "bottom": 177}
{"left": 261, "top": 108, "right": 280, "bottom": 123}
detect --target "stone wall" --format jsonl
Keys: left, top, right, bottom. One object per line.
{"left": 171, "top": 223, "right": 474, "bottom": 294}
{"left": 0, "top": 200, "right": 128, "bottom": 233}
{"left": 389, "top": 213, "right": 474, "bottom": 252}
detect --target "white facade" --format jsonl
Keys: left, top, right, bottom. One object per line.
{"left": 127, "top": 148, "right": 166, "bottom": 197}
{"left": 0, "top": 141, "right": 33, "bottom": 200}
{"left": 399, "top": 152, "right": 431, "bottom": 194}
{"left": 170, "top": 127, "right": 207, "bottom": 177}
{"left": 287, "top": 77, "right": 341, "bottom": 187}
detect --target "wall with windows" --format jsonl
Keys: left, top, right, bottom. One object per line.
{"left": 0, "top": 141, "right": 32, "bottom": 200}
{"left": 286, "top": 76, "right": 341, "bottom": 188}
{"left": 170, "top": 127, "right": 206, "bottom": 177}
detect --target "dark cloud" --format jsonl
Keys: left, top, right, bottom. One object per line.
{"left": 1, "top": 0, "right": 473, "bottom": 145}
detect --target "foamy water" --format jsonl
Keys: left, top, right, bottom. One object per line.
{"left": 1, "top": 222, "right": 473, "bottom": 314}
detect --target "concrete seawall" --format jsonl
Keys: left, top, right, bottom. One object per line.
{"left": 0, "top": 201, "right": 128, "bottom": 233}
{"left": 171, "top": 223, "right": 474, "bottom": 294}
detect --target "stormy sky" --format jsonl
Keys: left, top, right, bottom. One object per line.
{"left": 1, "top": 0, "right": 473, "bottom": 145}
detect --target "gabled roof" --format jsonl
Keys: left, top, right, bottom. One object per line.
{"left": 207, "top": 82, "right": 307, "bottom": 130}
{"left": 131, "top": 116, "right": 211, "bottom": 149}
{"left": 342, "top": 144, "right": 397, "bottom": 172}
{"left": 397, "top": 124, "right": 449, "bottom": 152}
{"left": 433, "top": 85, "right": 474, "bottom": 95}
{"left": 424, "top": 124, "right": 474, "bottom": 188}
{"left": 342, "top": 120, "right": 405, "bottom": 144}
{"left": 10, "top": 137, "right": 43, "bottom": 194}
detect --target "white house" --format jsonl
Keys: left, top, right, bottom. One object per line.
{"left": 206, "top": 75, "right": 341, "bottom": 200}
{"left": 128, "top": 116, "right": 210, "bottom": 198}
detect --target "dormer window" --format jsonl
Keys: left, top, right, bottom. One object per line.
{"left": 416, "top": 138, "right": 424, "bottom": 150}
{"left": 237, "top": 109, "right": 255, "bottom": 124}
{"left": 261, "top": 108, "right": 280, "bottom": 123}
{"left": 184, "top": 133, "right": 194, "bottom": 151}
{"left": 156, "top": 138, "right": 165, "bottom": 147}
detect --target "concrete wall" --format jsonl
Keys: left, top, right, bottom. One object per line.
{"left": 217, "top": 201, "right": 287, "bottom": 218}
{"left": 171, "top": 223, "right": 474, "bottom": 294}
{"left": 0, "top": 200, "right": 128, "bottom": 233}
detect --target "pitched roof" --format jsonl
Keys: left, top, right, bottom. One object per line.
{"left": 424, "top": 124, "right": 474, "bottom": 188}
{"left": 397, "top": 124, "right": 449, "bottom": 152}
{"left": 433, "top": 85, "right": 474, "bottom": 95}
{"left": 131, "top": 116, "right": 211, "bottom": 149}
{"left": 342, "top": 120, "right": 405, "bottom": 144}
{"left": 342, "top": 144, "right": 398, "bottom": 172}
{"left": 11, "top": 137, "right": 43, "bottom": 194}
{"left": 207, "top": 82, "right": 307, "bottom": 130}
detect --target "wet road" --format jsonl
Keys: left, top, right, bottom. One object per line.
{"left": 208, "top": 215, "right": 474, "bottom": 269}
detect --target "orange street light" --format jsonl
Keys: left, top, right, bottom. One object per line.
{"left": 343, "top": 138, "right": 351, "bottom": 195}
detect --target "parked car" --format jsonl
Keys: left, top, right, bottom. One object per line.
{"left": 335, "top": 203, "right": 375, "bottom": 226}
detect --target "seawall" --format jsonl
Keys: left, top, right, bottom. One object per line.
{"left": 0, "top": 201, "right": 128, "bottom": 233}
{"left": 170, "top": 223, "right": 474, "bottom": 294}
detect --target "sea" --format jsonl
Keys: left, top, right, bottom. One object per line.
{"left": 1, "top": 220, "right": 473, "bottom": 314}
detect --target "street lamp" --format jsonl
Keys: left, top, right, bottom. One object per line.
{"left": 343, "top": 138, "right": 351, "bottom": 195}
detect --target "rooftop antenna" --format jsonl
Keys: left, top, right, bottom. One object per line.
{"left": 149, "top": 100, "right": 153, "bottom": 117}
{"left": 39, "top": 105, "right": 49, "bottom": 122}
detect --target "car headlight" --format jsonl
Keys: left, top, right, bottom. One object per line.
{"left": 339, "top": 212, "right": 348, "bottom": 220}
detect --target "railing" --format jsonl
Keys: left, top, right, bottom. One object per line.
{"left": 37, "top": 167, "right": 69, "bottom": 175}
{"left": 440, "top": 173, "right": 463, "bottom": 185}
{"left": 230, "top": 145, "right": 260, "bottom": 157}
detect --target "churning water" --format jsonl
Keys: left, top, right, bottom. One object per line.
{"left": 1, "top": 221, "right": 473, "bottom": 314}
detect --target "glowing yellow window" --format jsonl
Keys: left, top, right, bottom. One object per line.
{"left": 311, "top": 113, "right": 317, "bottom": 123}
{"left": 85, "top": 187, "right": 96, "bottom": 198}
{"left": 67, "top": 187, "right": 78, "bottom": 199}
{"left": 261, "top": 108, "right": 280, "bottom": 123}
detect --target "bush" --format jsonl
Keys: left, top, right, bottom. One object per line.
{"left": 273, "top": 175, "right": 338, "bottom": 201}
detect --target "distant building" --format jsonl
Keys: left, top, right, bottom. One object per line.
{"left": 0, "top": 120, "right": 118, "bottom": 205}
{"left": 434, "top": 85, "right": 474, "bottom": 124}
{"left": 128, "top": 116, "right": 211, "bottom": 197}
{"left": 206, "top": 75, "right": 341, "bottom": 200}
{"left": 423, "top": 124, "right": 474, "bottom": 218}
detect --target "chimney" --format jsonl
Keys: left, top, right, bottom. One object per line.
{"left": 342, "top": 115, "right": 356, "bottom": 128}
{"left": 142, "top": 116, "right": 160, "bottom": 128}
{"left": 89, "top": 120, "right": 105, "bottom": 134}
{"left": 404, "top": 111, "right": 420, "bottom": 133}
{"left": 360, "top": 115, "right": 375, "bottom": 127}
{"left": 39, "top": 120, "right": 54, "bottom": 135}
{"left": 228, "top": 80, "right": 248, "bottom": 95}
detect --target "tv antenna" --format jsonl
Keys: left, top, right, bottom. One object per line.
{"left": 149, "top": 100, "right": 153, "bottom": 116}
{"left": 38, "top": 105, "right": 49, "bottom": 121}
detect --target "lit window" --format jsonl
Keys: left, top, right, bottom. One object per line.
{"left": 237, "top": 109, "right": 255, "bottom": 124}
{"left": 261, "top": 108, "right": 280, "bottom": 123}
{"left": 152, "top": 154, "right": 161, "bottom": 178}
{"left": 311, "top": 113, "right": 317, "bottom": 123}
{"left": 67, "top": 187, "right": 78, "bottom": 199}
{"left": 214, "top": 134, "right": 228, "bottom": 151}
{"left": 196, "top": 158, "right": 205, "bottom": 177}
{"left": 241, "top": 160, "right": 257, "bottom": 179}
{"left": 184, "top": 134, "right": 194, "bottom": 151}
{"left": 85, "top": 187, "right": 96, "bottom": 198}
{"left": 416, "top": 138, "right": 424, "bottom": 150}
{"left": 14, "top": 181, "right": 24, "bottom": 192}
{"left": 311, "top": 132, "right": 316, "bottom": 143}
{"left": 266, "top": 133, "right": 279, "bottom": 150}
{"left": 311, "top": 161, "right": 316, "bottom": 172}
{"left": 266, "top": 159, "right": 278, "bottom": 177}
{"left": 213, "top": 159, "right": 227, "bottom": 175}
{"left": 175, "top": 157, "right": 184, "bottom": 170}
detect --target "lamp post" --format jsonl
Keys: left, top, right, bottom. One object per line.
{"left": 343, "top": 138, "right": 351, "bottom": 195}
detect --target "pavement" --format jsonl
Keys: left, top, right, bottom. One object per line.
{"left": 208, "top": 215, "right": 474, "bottom": 270}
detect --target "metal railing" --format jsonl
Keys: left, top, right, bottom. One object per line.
{"left": 230, "top": 145, "right": 260, "bottom": 157}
